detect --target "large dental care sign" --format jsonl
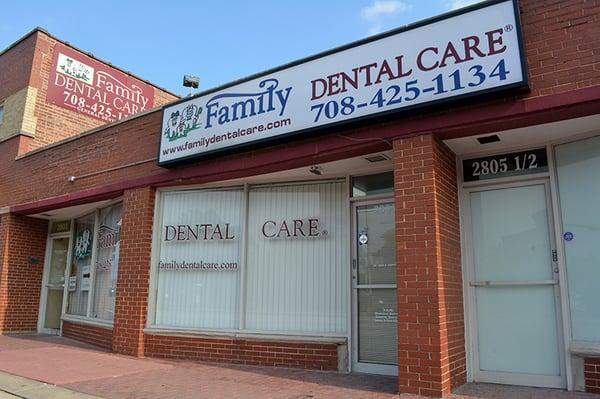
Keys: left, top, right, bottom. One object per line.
{"left": 159, "top": 0, "right": 526, "bottom": 165}
{"left": 47, "top": 43, "right": 154, "bottom": 123}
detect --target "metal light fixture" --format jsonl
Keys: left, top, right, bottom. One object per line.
{"left": 183, "top": 75, "right": 200, "bottom": 96}
{"left": 309, "top": 165, "right": 323, "bottom": 175}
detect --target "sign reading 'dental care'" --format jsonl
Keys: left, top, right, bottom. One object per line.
{"left": 159, "top": 0, "right": 526, "bottom": 165}
{"left": 47, "top": 43, "right": 155, "bottom": 123}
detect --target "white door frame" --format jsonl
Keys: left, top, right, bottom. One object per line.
{"left": 350, "top": 197, "right": 398, "bottom": 376}
{"left": 37, "top": 227, "right": 73, "bottom": 335}
{"left": 461, "top": 177, "right": 567, "bottom": 388}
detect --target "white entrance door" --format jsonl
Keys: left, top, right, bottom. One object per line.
{"left": 466, "top": 180, "right": 566, "bottom": 388}
{"left": 40, "top": 236, "right": 69, "bottom": 334}
{"left": 352, "top": 200, "right": 398, "bottom": 375}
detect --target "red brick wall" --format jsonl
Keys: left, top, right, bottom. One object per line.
{"left": 585, "top": 357, "right": 600, "bottom": 394}
{"left": 521, "top": 0, "right": 600, "bottom": 96}
{"left": 144, "top": 334, "right": 338, "bottom": 370}
{"left": 0, "top": 214, "right": 48, "bottom": 332}
{"left": 112, "top": 187, "right": 155, "bottom": 356}
{"left": 0, "top": 33, "right": 35, "bottom": 101}
{"left": 1, "top": 0, "right": 598, "bottom": 212}
{"left": 62, "top": 320, "right": 113, "bottom": 351}
{"left": 393, "top": 134, "right": 465, "bottom": 397}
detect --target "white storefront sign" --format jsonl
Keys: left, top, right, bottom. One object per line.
{"left": 159, "top": 0, "right": 525, "bottom": 165}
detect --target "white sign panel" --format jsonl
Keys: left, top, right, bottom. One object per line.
{"left": 159, "top": 0, "right": 525, "bottom": 165}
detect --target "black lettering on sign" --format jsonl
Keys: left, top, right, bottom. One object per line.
{"left": 463, "top": 148, "right": 548, "bottom": 182}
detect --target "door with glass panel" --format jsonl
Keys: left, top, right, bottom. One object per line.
{"left": 41, "top": 236, "right": 70, "bottom": 334}
{"left": 352, "top": 200, "right": 398, "bottom": 375}
{"left": 466, "top": 180, "right": 565, "bottom": 388}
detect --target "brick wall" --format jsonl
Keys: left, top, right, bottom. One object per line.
{"left": 0, "top": 33, "right": 35, "bottom": 101}
{"left": 0, "top": 214, "right": 48, "bottom": 332}
{"left": 521, "top": 0, "right": 600, "bottom": 97}
{"left": 62, "top": 320, "right": 113, "bottom": 351}
{"left": 585, "top": 357, "right": 600, "bottom": 394}
{"left": 112, "top": 187, "right": 155, "bottom": 356}
{"left": 144, "top": 334, "right": 338, "bottom": 370}
{"left": 0, "top": 0, "right": 598, "bottom": 212}
{"left": 393, "top": 134, "right": 465, "bottom": 397}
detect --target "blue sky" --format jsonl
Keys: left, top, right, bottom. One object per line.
{"left": 1, "top": 0, "right": 482, "bottom": 96}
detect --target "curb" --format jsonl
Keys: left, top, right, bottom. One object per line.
{"left": 0, "top": 372, "right": 102, "bottom": 399}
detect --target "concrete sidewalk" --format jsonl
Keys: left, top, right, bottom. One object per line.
{"left": 0, "top": 334, "right": 597, "bottom": 399}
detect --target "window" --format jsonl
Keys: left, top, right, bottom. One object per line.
{"left": 152, "top": 181, "right": 349, "bottom": 335}
{"left": 65, "top": 203, "right": 122, "bottom": 322}
{"left": 351, "top": 172, "right": 394, "bottom": 197}
{"left": 556, "top": 136, "right": 600, "bottom": 342}
{"left": 91, "top": 203, "right": 122, "bottom": 320}
{"left": 67, "top": 213, "right": 95, "bottom": 316}
{"left": 0, "top": 104, "right": 4, "bottom": 125}
{"left": 245, "top": 182, "right": 348, "bottom": 333}
{"left": 155, "top": 189, "right": 244, "bottom": 329}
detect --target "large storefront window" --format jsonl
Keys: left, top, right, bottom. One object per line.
{"left": 245, "top": 182, "right": 348, "bottom": 333}
{"left": 152, "top": 181, "right": 348, "bottom": 334}
{"left": 66, "top": 203, "right": 122, "bottom": 322}
{"left": 556, "top": 136, "right": 600, "bottom": 342}
{"left": 155, "top": 189, "right": 243, "bottom": 329}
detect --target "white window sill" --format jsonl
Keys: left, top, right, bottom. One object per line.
{"left": 570, "top": 341, "right": 600, "bottom": 356}
{"left": 62, "top": 315, "right": 114, "bottom": 330}
{"left": 144, "top": 326, "right": 347, "bottom": 344}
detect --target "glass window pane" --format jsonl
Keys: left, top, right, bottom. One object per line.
{"left": 476, "top": 286, "right": 560, "bottom": 375}
{"left": 470, "top": 185, "right": 553, "bottom": 282}
{"left": 67, "top": 213, "right": 95, "bottom": 316}
{"left": 91, "top": 203, "right": 122, "bottom": 321}
{"left": 352, "top": 172, "right": 394, "bottom": 197}
{"left": 48, "top": 238, "right": 68, "bottom": 285}
{"left": 156, "top": 189, "right": 243, "bottom": 329}
{"left": 356, "top": 203, "right": 396, "bottom": 285}
{"left": 245, "top": 181, "right": 348, "bottom": 333}
{"left": 358, "top": 288, "right": 397, "bottom": 365}
{"left": 556, "top": 136, "right": 600, "bottom": 342}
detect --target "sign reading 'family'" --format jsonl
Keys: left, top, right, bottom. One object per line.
{"left": 159, "top": 0, "right": 526, "bottom": 165}
{"left": 47, "top": 43, "right": 154, "bottom": 122}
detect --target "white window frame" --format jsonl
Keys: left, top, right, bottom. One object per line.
{"left": 57, "top": 199, "right": 123, "bottom": 328}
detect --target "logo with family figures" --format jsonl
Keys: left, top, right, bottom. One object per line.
{"left": 56, "top": 53, "right": 94, "bottom": 84}
{"left": 74, "top": 229, "right": 92, "bottom": 260}
{"left": 163, "top": 103, "right": 203, "bottom": 142}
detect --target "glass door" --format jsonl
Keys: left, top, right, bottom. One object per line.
{"left": 466, "top": 180, "right": 566, "bottom": 388}
{"left": 41, "top": 237, "right": 69, "bottom": 334}
{"left": 352, "top": 200, "right": 398, "bottom": 375}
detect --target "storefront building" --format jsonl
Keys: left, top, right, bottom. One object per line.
{"left": 1, "top": 0, "right": 600, "bottom": 397}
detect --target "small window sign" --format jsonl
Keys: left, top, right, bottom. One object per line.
{"left": 463, "top": 148, "right": 548, "bottom": 182}
{"left": 51, "top": 220, "right": 71, "bottom": 234}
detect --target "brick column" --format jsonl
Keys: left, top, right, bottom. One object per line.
{"left": 393, "top": 134, "right": 466, "bottom": 397}
{"left": 0, "top": 213, "right": 48, "bottom": 332}
{"left": 112, "top": 186, "right": 155, "bottom": 356}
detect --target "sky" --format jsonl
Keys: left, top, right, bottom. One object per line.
{"left": 1, "top": 0, "right": 483, "bottom": 96}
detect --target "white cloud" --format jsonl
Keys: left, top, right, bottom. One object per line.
{"left": 449, "top": 0, "right": 484, "bottom": 10}
{"left": 360, "top": 1, "right": 412, "bottom": 35}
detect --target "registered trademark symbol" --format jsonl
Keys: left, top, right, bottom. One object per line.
{"left": 505, "top": 24, "right": 514, "bottom": 32}
{"left": 322, "top": 230, "right": 328, "bottom": 236}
